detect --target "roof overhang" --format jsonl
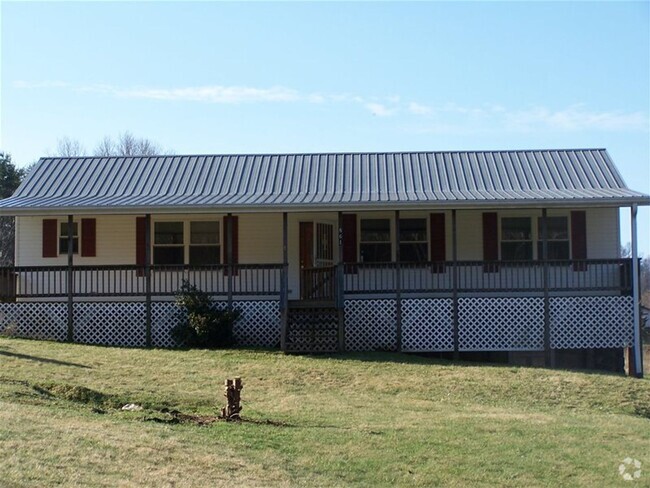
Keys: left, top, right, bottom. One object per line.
{"left": 1, "top": 196, "right": 648, "bottom": 217}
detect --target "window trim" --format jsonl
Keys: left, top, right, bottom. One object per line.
{"left": 151, "top": 218, "right": 222, "bottom": 266}
{"left": 398, "top": 217, "right": 429, "bottom": 263}
{"left": 536, "top": 216, "right": 570, "bottom": 260}
{"left": 498, "top": 212, "right": 572, "bottom": 261}
{"left": 359, "top": 218, "right": 392, "bottom": 263}
{"left": 58, "top": 220, "right": 79, "bottom": 255}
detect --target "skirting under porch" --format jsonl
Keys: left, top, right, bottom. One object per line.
{"left": 0, "top": 296, "right": 634, "bottom": 363}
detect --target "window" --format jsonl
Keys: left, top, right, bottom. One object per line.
{"left": 501, "top": 217, "right": 532, "bottom": 261}
{"left": 153, "top": 221, "right": 221, "bottom": 265}
{"left": 399, "top": 218, "right": 428, "bottom": 262}
{"left": 360, "top": 219, "right": 391, "bottom": 262}
{"left": 154, "top": 222, "right": 184, "bottom": 265}
{"left": 537, "top": 216, "right": 569, "bottom": 260}
{"left": 190, "top": 221, "right": 220, "bottom": 265}
{"left": 59, "top": 222, "right": 79, "bottom": 254}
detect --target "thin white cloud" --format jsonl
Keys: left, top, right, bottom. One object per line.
{"left": 408, "top": 102, "right": 432, "bottom": 115}
{"left": 504, "top": 105, "right": 649, "bottom": 132}
{"left": 13, "top": 80, "right": 649, "bottom": 132}
{"left": 364, "top": 102, "right": 394, "bottom": 117}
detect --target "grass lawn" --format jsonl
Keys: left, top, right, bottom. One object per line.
{"left": 0, "top": 337, "right": 648, "bottom": 487}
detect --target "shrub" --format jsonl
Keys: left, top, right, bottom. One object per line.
{"left": 171, "top": 281, "right": 240, "bottom": 348}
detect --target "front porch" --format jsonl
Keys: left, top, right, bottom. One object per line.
{"left": 0, "top": 258, "right": 636, "bottom": 364}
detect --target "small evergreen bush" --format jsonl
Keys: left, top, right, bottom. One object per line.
{"left": 171, "top": 281, "right": 240, "bottom": 348}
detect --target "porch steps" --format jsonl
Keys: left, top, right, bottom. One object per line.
{"left": 285, "top": 300, "right": 339, "bottom": 353}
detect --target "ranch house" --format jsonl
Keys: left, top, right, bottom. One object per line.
{"left": 0, "top": 149, "right": 647, "bottom": 376}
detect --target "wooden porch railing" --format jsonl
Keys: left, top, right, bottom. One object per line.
{"left": 300, "top": 266, "right": 337, "bottom": 301}
{"left": 343, "top": 259, "right": 633, "bottom": 295}
{"left": 0, "top": 263, "right": 283, "bottom": 300}
{"left": 0, "top": 259, "right": 633, "bottom": 301}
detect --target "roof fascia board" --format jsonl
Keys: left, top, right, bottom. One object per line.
{"left": 2, "top": 198, "right": 649, "bottom": 217}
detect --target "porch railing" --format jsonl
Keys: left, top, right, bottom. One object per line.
{"left": 0, "top": 263, "right": 283, "bottom": 300}
{"left": 343, "top": 259, "right": 632, "bottom": 295}
{"left": 300, "top": 266, "right": 337, "bottom": 301}
{"left": 0, "top": 259, "right": 632, "bottom": 301}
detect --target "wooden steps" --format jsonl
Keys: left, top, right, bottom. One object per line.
{"left": 285, "top": 300, "right": 340, "bottom": 353}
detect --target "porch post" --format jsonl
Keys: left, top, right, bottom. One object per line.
{"left": 280, "top": 212, "right": 289, "bottom": 352}
{"left": 145, "top": 213, "right": 152, "bottom": 348}
{"left": 395, "top": 210, "right": 402, "bottom": 352}
{"left": 452, "top": 209, "right": 459, "bottom": 360}
{"left": 541, "top": 208, "right": 552, "bottom": 367}
{"left": 631, "top": 204, "right": 643, "bottom": 378}
{"left": 66, "top": 215, "right": 74, "bottom": 342}
{"left": 227, "top": 212, "right": 233, "bottom": 311}
{"left": 337, "top": 211, "right": 345, "bottom": 352}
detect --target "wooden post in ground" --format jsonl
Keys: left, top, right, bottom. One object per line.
{"left": 337, "top": 211, "right": 345, "bottom": 352}
{"left": 66, "top": 215, "right": 74, "bottom": 342}
{"left": 280, "top": 212, "right": 289, "bottom": 352}
{"left": 145, "top": 213, "right": 152, "bottom": 348}
{"left": 452, "top": 209, "right": 459, "bottom": 360}
{"left": 394, "top": 210, "right": 402, "bottom": 352}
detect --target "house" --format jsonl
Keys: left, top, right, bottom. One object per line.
{"left": 0, "top": 149, "right": 647, "bottom": 375}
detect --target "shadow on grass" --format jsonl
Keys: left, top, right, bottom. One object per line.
{"left": 0, "top": 349, "right": 91, "bottom": 369}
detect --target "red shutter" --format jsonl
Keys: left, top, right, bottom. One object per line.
{"left": 482, "top": 212, "right": 499, "bottom": 272}
{"left": 430, "top": 213, "right": 446, "bottom": 273}
{"left": 342, "top": 213, "right": 357, "bottom": 274}
{"left": 81, "top": 218, "right": 96, "bottom": 257}
{"left": 571, "top": 211, "right": 587, "bottom": 271}
{"left": 136, "top": 217, "right": 146, "bottom": 276}
{"left": 223, "top": 216, "right": 239, "bottom": 275}
{"left": 42, "top": 219, "right": 58, "bottom": 258}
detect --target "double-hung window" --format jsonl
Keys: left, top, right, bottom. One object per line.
{"left": 501, "top": 217, "right": 532, "bottom": 261}
{"left": 153, "top": 221, "right": 221, "bottom": 265}
{"left": 537, "top": 217, "right": 569, "bottom": 260}
{"left": 59, "top": 222, "right": 79, "bottom": 255}
{"left": 360, "top": 219, "right": 391, "bottom": 262}
{"left": 189, "top": 221, "right": 221, "bottom": 265}
{"left": 153, "top": 222, "right": 184, "bottom": 265}
{"left": 399, "top": 218, "right": 428, "bottom": 262}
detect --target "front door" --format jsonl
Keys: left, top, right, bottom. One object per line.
{"left": 299, "top": 221, "right": 335, "bottom": 299}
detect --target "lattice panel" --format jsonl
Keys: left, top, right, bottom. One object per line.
{"left": 231, "top": 300, "right": 281, "bottom": 348}
{"left": 550, "top": 296, "right": 634, "bottom": 349}
{"left": 287, "top": 308, "right": 338, "bottom": 352}
{"left": 74, "top": 302, "right": 146, "bottom": 347}
{"left": 345, "top": 299, "right": 397, "bottom": 351}
{"left": 458, "top": 297, "right": 544, "bottom": 351}
{"left": 402, "top": 298, "right": 454, "bottom": 352}
{"left": 151, "top": 301, "right": 182, "bottom": 348}
{"left": 0, "top": 302, "right": 67, "bottom": 341}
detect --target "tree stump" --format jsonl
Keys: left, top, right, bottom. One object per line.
{"left": 221, "top": 377, "right": 243, "bottom": 420}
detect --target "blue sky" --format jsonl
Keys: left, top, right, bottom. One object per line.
{"left": 1, "top": 1, "right": 648, "bottom": 253}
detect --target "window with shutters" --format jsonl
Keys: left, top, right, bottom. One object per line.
{"left": 500, "top": 217, "right": 532, "bottom": 261}
{"left": 536, "top": 216, "right": 569, "bottom": 260}
{"left": 153, "top": 222, "right": 184, "bottom": 265}
{"left": 399, "top": 218, "right": 428, "bottom": 262}
{"left": 153, "top": 221, "right": 221, "bottom": 265}
{"left": 190, "top": 221, "right": 220, "bottom": 265}
{"left": 360, "top": 219, "right": 391, "bottom": 262}
{"left": 59, "top": 222, "right": 79, "bottom": 255}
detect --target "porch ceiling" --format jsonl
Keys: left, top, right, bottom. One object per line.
{"left": 1, "top": 149, "right": 648, "bottom": 216}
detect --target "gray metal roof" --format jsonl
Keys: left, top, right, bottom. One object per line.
{"left": 1, "top": 149, "right": 648, "bottom": 215}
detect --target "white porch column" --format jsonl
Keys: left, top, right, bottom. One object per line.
{"left": 631, "top": 204, "right": 643, "bottom": 378}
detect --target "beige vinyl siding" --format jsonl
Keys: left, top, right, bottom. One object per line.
{"left": 14, "top": 208, "right": 621, "bottom": 300}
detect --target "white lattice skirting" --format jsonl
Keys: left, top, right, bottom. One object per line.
{"left": 458, "top": 297, "right": 545, "bottom": 351}
{"left": 345, "top": 299, "right": 397, "bottom": 351}
{"left": 402, "top": 298, "right": 453, "bottom": 352}
{"left": 550, "top": 296, "right": 634, "bottom": 349}
{"left": 0, "top": 300, "right": 280, "bottom": 348}
{"left": 0, "top": 296, "right": 634, "bottom": 351}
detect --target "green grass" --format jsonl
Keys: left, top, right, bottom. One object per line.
{"left": 0, "top": 337, "right": 649, "bottom": 487}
